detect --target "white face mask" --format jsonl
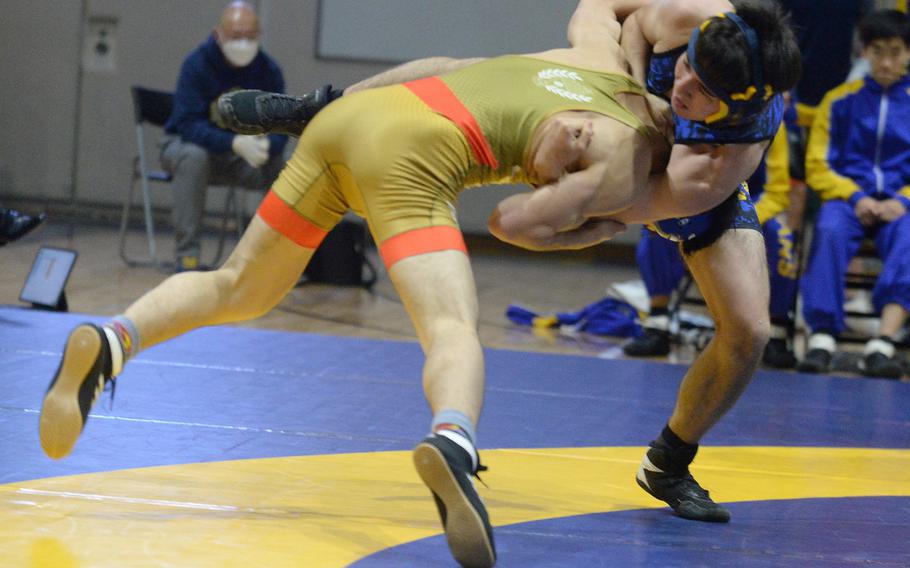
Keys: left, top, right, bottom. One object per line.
{"left": 221, "top": 39, "right": 259, "bottom": 67}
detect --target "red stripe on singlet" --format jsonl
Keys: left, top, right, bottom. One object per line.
{"left": 379, "top": 226, "right": 468, "bottom": 270}
{"left": 404, "top": 77, "right": 500, "bottom": 169}
{"left": 256, "top": 191, "right": 328, "bottom": 249}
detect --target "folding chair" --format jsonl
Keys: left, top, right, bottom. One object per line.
{"left": 118, "top": 86, "right": 245, "bottom": 268}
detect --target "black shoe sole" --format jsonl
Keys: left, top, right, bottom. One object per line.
{"left": 39, "top": 325, "right": 102, "bottom": 459}
{"left": 413, "top": 442, "right": 495, "bottom": 568}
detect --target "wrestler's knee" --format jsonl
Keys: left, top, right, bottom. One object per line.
{"left": 210, "top": 263, "right": 281, "bottom": 321}
{"left": 714, "top": 314, "right": 770, "bottom": 366}
{"left": 426, "top": 316, "right": 480, "bottom": 351}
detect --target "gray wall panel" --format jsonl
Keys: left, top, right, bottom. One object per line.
{"left": 0, "top": 2, "right": 82, "bottom": 200}
{"left": 317, "top": 0, "right": 575, "bottom": 62}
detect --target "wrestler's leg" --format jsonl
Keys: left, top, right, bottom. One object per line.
{"left": 387, "top": 248, "right": 495, "bottom": 568}
{"left": 670, "top": 229, "right": 770, "bottom": 441}
{"left": 388, "top": 250, "right": 483, "bottom": 423}
{"left": 636, "top": 228, "right": 769, "bottom": 523}
{"left": 125, "top": 216, "right": 312, "bottom": 348}
{"left": 39, "top": 215, "right": 315, "bottom": 459}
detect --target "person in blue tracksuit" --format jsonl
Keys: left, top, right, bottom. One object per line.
{"left": 626, "top": 122, "right": 799, "bottom": 369}
{"left": 798, "top": 9, "right": 910, "bottom": 379}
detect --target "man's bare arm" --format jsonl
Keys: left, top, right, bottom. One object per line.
{"left": 344, "top": 57, "right": 484, "bottom": 95}
{"left": 488, "top": 163, "right": 627, "bottom": 250}
{"left": 567, "top": 0, "right": 624, "bottom": 50}
{"left": 619, "top": 8, "right": 655, "bottom": 85}
{"left": 616, "top": 142, "right": 767, "bottom": 223}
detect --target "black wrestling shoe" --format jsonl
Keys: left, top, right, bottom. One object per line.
{"left": 413, "top": 434, "right": 496, "bottom": 568}
{"left": 215, "top": 85, "right": 335, "bottom": 137}
{"left": 860, "top": 352, "right": 903, "bottom": 379}
{"left": 797, "top": 348, "right": 832, "bottom": 374}
{"left": 39, "top": 324, "right": 116, "bottom": 459}
{"left": 623, "top": 327, "right": 671, "bottom": 357}
{"left": 0, "top": 208, "right": 45, "bottom": 246}
{"left": 762, "top": 338, "right": 797, "bottom": 369}
{"left": 636, "top": 445, "right": 731, "bottom": 523}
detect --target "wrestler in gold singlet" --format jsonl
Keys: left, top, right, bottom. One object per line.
{"left": 261, "top": 55, "right": 662, "bottom": 269}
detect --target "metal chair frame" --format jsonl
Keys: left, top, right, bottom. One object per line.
{"left": 118, "top": 86, "right": 244, "bottom": 269}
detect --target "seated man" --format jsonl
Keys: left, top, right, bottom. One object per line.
{"left": 217, "top": 0, "right": 802, "bottom": 525}
{"left": 624, "top": 121, "right": 800, "bottom": 369}
{"left": 0, "top": 207, "right": 45, "bottom": 246}
{"left": 798, "top": 9, "right": 910, "bottom": 379}
{"left": 162, "top": 1, "right": 287, "bottom": 271}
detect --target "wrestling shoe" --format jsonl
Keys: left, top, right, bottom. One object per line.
{"left": 860, "top": 352, "right": 903, "bottom": 379}
{"left": 636, "top": 444, "right": 731, "bottom": 523}
{"left": 623, "top": 327, "right": 671, "bottom": 357}
{"left": 39, "top": 324, "right": 117, "bottom": 459}
{"left": 0, "top": 208, "right": 45, "bottom": 246}
{"left": 215, "top": 85, "right": 335, "bottom": 137}
{"left": 797, "top": 348, "right": 832, "bottom": 374}
{"left": 762, "top": 338, "right": 796, "bottom": 369}
{"left": 413, "top": 434, "right": 496, "bottom": 568}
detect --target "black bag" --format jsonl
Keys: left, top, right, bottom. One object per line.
{"left": 302, "top": 219, "right": 377, "bottom": 288}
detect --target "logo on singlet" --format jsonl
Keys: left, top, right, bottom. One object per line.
{"left": 534, "top": 68, "right": 594, "bottom": 102}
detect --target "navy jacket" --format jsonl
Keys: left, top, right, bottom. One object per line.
{"left": 165, "top": 35, "right": 287, "bottom": 157}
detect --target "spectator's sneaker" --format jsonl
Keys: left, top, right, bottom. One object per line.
{"left": 39, "top": 324, "right": 116, "bottom": 459}
{"left": 762, "top": 337, "right": 796, "bottom": 369}
{"left": 797, "top": 348, "right": 833, "bottom": 374}
{"left": 175, "top": 255, "right": 211, "bottom": 273}
{"left": 0, "top": 208, "right": 45, "bottom": 246}
{"left": 215, "top": 86, "right": 335, "bottom": 137}
{"left": 623, "top": 327, "right": 671, "bottom": 357}
{"left": 860, "top": 352, "right": 903, "bottom": 379}
{"left": 636, "top": 445, "right": 731, "bottom": 523}
{"left": 413, "top": 434, "right": 496, "bottom": 568}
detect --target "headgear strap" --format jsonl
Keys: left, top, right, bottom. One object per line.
{"left": 687, "top": 12, "right": 772, "bottom": 124}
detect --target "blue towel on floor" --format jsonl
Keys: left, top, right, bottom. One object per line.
{"left": 506, "top": 297, "right": 642, "bottom": 338}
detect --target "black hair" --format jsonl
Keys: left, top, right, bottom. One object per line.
{"left": 858, "top": 9, "right": 910, "bottom": 47}
{"left": 694, "top": 0, "right": 802, "bottom": 97}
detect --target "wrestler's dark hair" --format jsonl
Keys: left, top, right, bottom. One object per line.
{"left": 858, "top": 9, "right": 910, "bottom": 47}
{"left": 694, "top": 0, "right": 802, "bottom": 97}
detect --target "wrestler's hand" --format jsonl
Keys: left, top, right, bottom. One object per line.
{"left": 854, "top": 196, "right": 880, "bottom": 226}
{"left": 549, "top": 217, "right": 627, "bottom": 249}
{"left": 532, "top": 117, "right": 594, "bottom": 183}
{"left": 878, "top": 198, "right": 907, "bottom": 223}
{"left": 645, "top": 92, "right": 673, "bottom": 136}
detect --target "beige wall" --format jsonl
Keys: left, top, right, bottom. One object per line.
{"left": 0, "top": 2, "right": 83, "bottom": 202}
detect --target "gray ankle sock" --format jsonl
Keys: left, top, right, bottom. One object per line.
{"left": 104, "top": 316, "right": 140, "bottom": 374}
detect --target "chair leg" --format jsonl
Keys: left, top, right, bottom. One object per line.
{"left": 668, "top": 272, "right": 696, "bottom": 330}
{"left": 119, "top": 170, "right": 165, "bottom": 269}
{"left": 140, "top": 174, "right": 158, "bottom": 264}
{"left": 234, "top": 189, "right": 246, "bottom": 240}
{"left": 118, "top": 173, "right": 139, "bottom": 265}
{"left": 210, "top": 187, "right": 235, "bottom": 268}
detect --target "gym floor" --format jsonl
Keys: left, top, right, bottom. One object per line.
{"left": 1, "top": 221, "right": 908, "bottom": 567}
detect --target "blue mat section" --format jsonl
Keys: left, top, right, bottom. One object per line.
{"left": 352, "top": 496, "right": 910, "bottom": 568}
{"left": 2, "top": 306, "right": 909, "bottom": 484}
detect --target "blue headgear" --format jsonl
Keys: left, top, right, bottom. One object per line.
{"left": 686, "top": 12, "right": 774, "bottom": 124}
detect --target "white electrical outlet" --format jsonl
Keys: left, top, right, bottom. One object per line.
{"left": 83, "top": 15, "right": 118, "bottom": 73}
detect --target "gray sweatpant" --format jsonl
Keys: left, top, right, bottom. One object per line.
{"left": 160, "top": 136, "right": 285, "bottom": 259}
